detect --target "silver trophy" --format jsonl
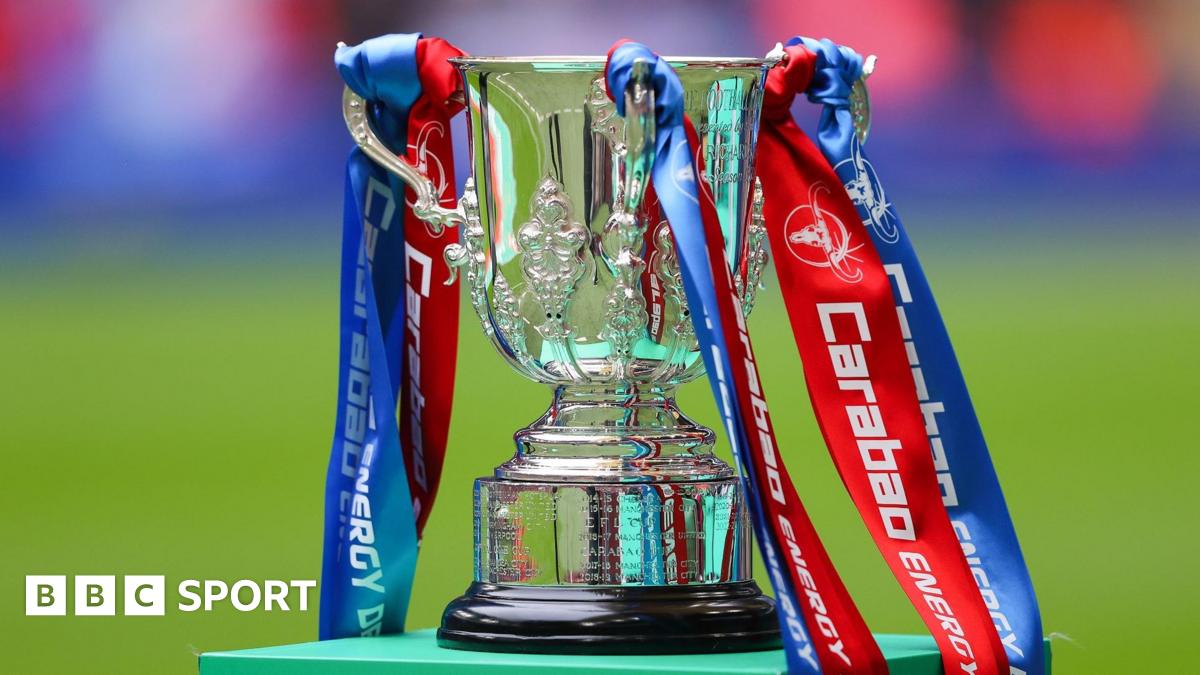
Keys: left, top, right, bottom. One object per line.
{"left": 344, "top": 53, "right": 781, "bottom": 653}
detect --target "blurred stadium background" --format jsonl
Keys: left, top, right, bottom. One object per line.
{"left": 0, "top": 1, "right": 1195, "bottom": 673}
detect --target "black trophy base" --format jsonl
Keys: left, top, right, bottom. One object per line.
{"left": 437, "top": 580, "right": 781, "bottom": 655}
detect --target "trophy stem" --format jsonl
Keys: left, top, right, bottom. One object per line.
{"left": 500, "top": 384, "right": 729, "bottom": 482}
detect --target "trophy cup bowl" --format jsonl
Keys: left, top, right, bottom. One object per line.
{"left": 344, "top": 53, "right": 780, "bottom": 654}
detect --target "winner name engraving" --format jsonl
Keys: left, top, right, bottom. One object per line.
{"left": 477, "top": 484, "right": 739, "bottom": 585}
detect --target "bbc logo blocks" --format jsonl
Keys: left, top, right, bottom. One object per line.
{"left": 24, "top": 576, "right": 66, "bottom": 616}
{"left": 25, "top": 575, "right": 165, "bottom": 616}
{"left": 74, "top": 575, "right": 115, "bottom": 616}
{"left": 124, "top": 575, "right": 167, "bottom": 615}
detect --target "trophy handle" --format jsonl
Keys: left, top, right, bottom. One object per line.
{"left": 851, "top": 54, "right": 876, "bottom": 145}
{"left": 619, "top": 59, "right": 656, "bottom": 214}
{"left": 764, "top": 43, "right": 875, "bottom": 145}
{"left": 341, "top": 85, "right": 466, "bottom": 234}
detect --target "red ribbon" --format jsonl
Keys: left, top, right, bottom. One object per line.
{"left": 398, "top": 37, "right": 463, "bottom": 535}
{"left": 757, "top": 46, "right": 1008, "bottom": 675}
{"left": 675, "top": 120, "right": 884, "bottom": 675}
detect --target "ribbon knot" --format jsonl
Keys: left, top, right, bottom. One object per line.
{"left": 762, "top": 46, "right": 817, "bottom": 122}
{"left": 791, "top": 36, "right": 863, "bottom": 109}
{"left": 604, "top": 41, "right": 685, "bottom": 129}
{"left": 336, "top": 34, "right": 422, "bottom": 111}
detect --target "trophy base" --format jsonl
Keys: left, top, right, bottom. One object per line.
{"left": 437, "top": 580, "right": 780, "bottom": 654}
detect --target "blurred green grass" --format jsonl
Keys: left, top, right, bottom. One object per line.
{"left": 0, "top": 224, "right": 1196, "bottom": 673}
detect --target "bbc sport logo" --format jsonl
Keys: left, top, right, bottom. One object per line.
{"left": 25, "top": 575, "right": 316, "bottom": 616}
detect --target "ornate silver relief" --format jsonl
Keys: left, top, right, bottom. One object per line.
{"left": 516, "top": 177, "right": 588, "bottom": 340}
{"left": 444, "top": 178, "right": 492, "bottom": 335}
{"left": 601, "top": 211, "right": 649, "bottom": 378}
{"left": 591, "top": 74, "right": 651, "bottom": 379}
{"left": 736, "top": 178, "right": 769, "bottom": 317}
{"left": 445, "top": 180, "right": 537, "bottom": 374}
{"left": 653, "top": 220, "right": 695, "bottom": 344}
{"left": 587, "top": 76, "right": 625, "bottom": 154}
{"left": 491, "top": 271, "right": 527, "bottom": 360}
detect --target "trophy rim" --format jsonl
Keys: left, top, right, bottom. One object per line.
{"left": 449, "top": 55, "right": 771, "bottom": 72}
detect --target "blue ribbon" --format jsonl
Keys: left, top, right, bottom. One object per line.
{"left": 319, "top": 34, "right": 423, "bottom": 640}
{"left": 793, "top": 35, "right": 1045, "bottom": 674}
{"left": 608, "top": 42, "right": 821, "bottom": 675}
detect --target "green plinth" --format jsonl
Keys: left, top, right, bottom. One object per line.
{"left": 199, "top": 629, "right": 1051, "bottom": 674}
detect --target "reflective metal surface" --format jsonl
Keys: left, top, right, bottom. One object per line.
{"left": 475, "top": 477, "right": 750, "bottom": 586}
{"left": 451, "top": 57, "right": 771, "bottom": 486}
{"left": 851, "top": 54, "right": 877, "bottom": 145}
